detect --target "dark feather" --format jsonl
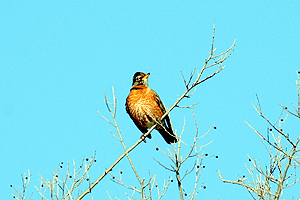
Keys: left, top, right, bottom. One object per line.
{"left": 152, "top": 89, "right": 177, "bottom": 144}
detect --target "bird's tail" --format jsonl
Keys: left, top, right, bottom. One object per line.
{"left": 158, "top": 127, "right": 177, "bottom": 144}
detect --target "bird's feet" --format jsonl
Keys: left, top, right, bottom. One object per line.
{"left": 140, "top": 134, "right": 147, "bottom": 143}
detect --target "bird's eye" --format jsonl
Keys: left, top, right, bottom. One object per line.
{"left": 136, "top": 76, "right": 142, "bottom": 81}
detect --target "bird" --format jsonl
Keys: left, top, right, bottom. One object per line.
{"left": 125, "top": 72, "right": 177, "bottom": 144}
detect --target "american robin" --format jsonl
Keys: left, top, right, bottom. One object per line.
{"left": 125, "top": 72, "right": 177, "bottom": 144}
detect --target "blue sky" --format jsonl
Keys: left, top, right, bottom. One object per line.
{"left": 1, "top": 1, "right": 300, "bottom": 199}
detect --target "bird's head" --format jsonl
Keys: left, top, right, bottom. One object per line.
{"left": 132, "top": 72, "right": 150, "bottom": 86}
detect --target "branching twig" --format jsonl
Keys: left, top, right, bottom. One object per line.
{"left": 219, "top": 73, "right": 300, "bottom": 200}
{"left": 154, "top": 111, "right": 214, "bottom": 199}
{"left": 34, "top": 154, "right": 96, "bottom": 200}
{"left": 12, "top": 23, "right": 235, "bottom": 200}
{"left": 11, "top": 170, "right": 33, "bottom": 200}
{"left": 77, "top": 23, "right": 235, "bottom": 199}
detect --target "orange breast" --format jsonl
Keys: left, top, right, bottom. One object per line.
{"left": 126, "top": 86, "right": 163, "bottom": 128}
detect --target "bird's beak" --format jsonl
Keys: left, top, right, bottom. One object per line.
{"left": 142, "top": 73, "right": 150, "bottom": 80}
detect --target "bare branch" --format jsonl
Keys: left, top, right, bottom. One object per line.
{"left": 11, "top": 170, "right": 33, "bottom": 200}
{"left": 221, "top": 76, "right": 300, "bottom": 200}
{"left": 78, "top": 23, "right": 235, "bottom": 199}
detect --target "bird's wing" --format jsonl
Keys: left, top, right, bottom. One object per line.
{"left": 151, "top": 89, "right": 174, "bottom": 133}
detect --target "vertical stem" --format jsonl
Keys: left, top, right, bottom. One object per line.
{"left": 175, "top": 139, "right": 184, "bottom": 200}
{"left": 273, "top": 149, "right": 294, "bottom": 200}
{"left": 176, "top": 170, "right": 184, "bottom": 200}
{"left": 141, "top": 179, "right": 145, "bottom": 200}
{"left": 297, "top": 71, "right": 300, "bottom": 114}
